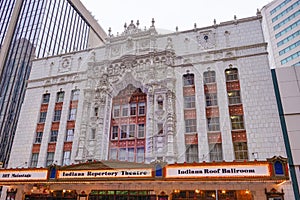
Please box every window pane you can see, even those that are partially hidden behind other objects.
[183,74,195,86]
[185,119,197,133]
[186,144,198,163]
[56,91,65,102]
[42,94,50,103]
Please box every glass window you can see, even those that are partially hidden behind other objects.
[71,89,80,101]
[56,91,64,102]
[207,117,220,132]
[227,91,241,105]
[122,104,128,117]
[39,111,47,123]
[185,119,197,133]
[157,123,163,135]
[203,71,216,84]
[121,125,127,139]
[225,68,238,81]
[183,74,195,86]
[230,115,244,130]
[119,148,126,161]
[128,148,134,162]
[30,153,39,167]
[138,124,145,138]
[136,147,144,163]
[109,149,117,160]
[35,132,43,143]
[94,107,99,117]
[42,93,50,104]
[62,151,71,166]
[138,102,145,115]
[111,126,118,140]
[46,152,54,166]
[66,129,74,142]
[129,124,135,138]
[130,103,136,115]
[113,105,120,118]
[68,108,77,120]
[158,99,163,110]
[184,96,195,108]
[233,142,248,160]
[50,130,58,142]
[186,144,199,163]
[53,110,62,121]
[209,143,223,161]
[91,128,96,140]
[205,93,218,107]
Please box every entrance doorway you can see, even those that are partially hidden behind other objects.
[88,190,156,200]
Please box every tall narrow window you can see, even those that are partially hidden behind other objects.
[56,91,65,102]
[122,104,128,117]
[184,96,195,108]
[68,108,77,120]
[185,119,197,133]
[50,130,58,142]
[230,115,244,130]
[138,102,145,115]
[130,103,136,115]
[233,142,248,160]
[109,149,117,160]
[138,124,145,138]
[186,144,198,163]
[157,123,163,135]
[46,152,54,166]
[183,74,195,86]
[227,91,241,105]
[53,110,62,121]
[121,125,127,139]
[39,112,47,123]
[207,117,220,132]
[113,105,120,118]
[111,126,118,140]
[94,107,99,117]
[129,124,135,138]
[91,128,96,140]
[35,132,43,143]
[42,93,50,104]
[71,89,80,101]
[209,143,223,161]
[136,147,145,163]
[65,129,74,142]
[225,68,238,81]
[30,153,39,167]
[128,148,134,162]
[205,93,218,107]
[62,151,71,166]
[203,71,216,84]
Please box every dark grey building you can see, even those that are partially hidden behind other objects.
[0,0,107,168]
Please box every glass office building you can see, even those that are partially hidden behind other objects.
[0,0,106,168]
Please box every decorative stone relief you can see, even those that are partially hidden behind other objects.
[59,56,72,73]
[197,30,216,49]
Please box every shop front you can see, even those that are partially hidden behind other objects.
[0,157,289,200]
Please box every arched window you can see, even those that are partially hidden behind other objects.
[203,71,216,84]
[225,68,239,81]
[183,73,195,86]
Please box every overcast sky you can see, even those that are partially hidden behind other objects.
[81,0,272,35]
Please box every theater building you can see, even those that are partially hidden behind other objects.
[1,13,296,199]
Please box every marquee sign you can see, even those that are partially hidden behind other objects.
[165,164,270,178]
[0,169,48,181]
[57,168,153,179]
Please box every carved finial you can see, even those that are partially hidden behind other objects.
[137,20,140,27]
[214,19,216,25]
[234,15,237,20]
[124,22,127,30]
[194,23,197,29]
[130,20,134,25]
[256,8,261,16]
[176,26,178,32]
[151,18,155,27]
[108,27,112,37]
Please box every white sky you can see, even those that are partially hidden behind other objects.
[81,0,272,35]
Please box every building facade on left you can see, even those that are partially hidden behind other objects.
[0,0,107,168]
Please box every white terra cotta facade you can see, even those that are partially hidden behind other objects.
[6,14,295,199]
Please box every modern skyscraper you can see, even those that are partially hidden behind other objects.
[261,0,300,68]
[0,0,107,167]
